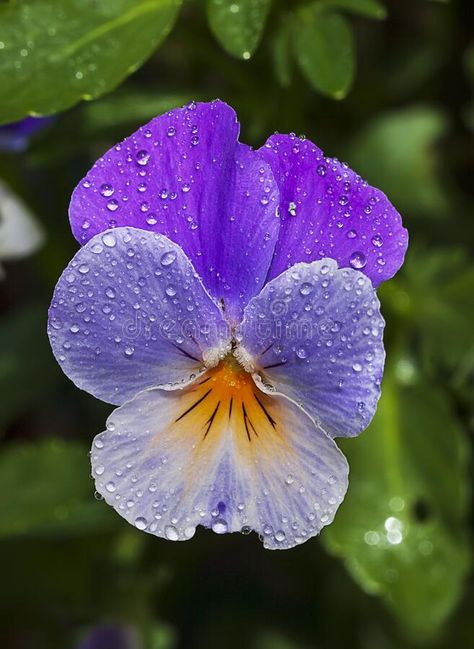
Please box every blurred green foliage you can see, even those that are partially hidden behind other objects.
[0,0,473,648]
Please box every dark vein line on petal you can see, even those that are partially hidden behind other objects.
[203,402,220,439]
[175,389,212,422]
[262,362,287,370]
[242,403,259,441]
[171,343,201,363]
[254,393,277,429]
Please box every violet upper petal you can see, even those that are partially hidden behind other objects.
[70,100,280,323]
[238,258,385,438]
[259,134,408,287]
[48,227,230,405]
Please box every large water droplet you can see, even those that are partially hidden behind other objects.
[136,150,150,166]
[349,251,367,269]
[212,519,228,534]
[135,516,147,530]
[102,232,116,247]
[100,183,114,197]
[371,234,383,247]
[161,250,177,267]
[165,525,179,541]
[296,347,307,359]
[300,282,313,296]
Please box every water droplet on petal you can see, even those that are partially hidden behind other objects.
[135,516,147,530]
[136,150,150,166]
[372,234,383,247]
[100,183,114,197]
[296,347,307,359]
[161,250,177,267]
[300,282,313,296]
[212,519,228,534]
[349,251,367,269]
[102,233,116,247]
[165,525,179,541]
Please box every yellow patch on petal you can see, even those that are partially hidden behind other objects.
[152,355,293,468]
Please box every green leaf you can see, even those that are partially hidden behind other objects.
[320,0,387,20]
[323,373,471,638]
[293,5,355,99]
[463,42,474,131]
[82,91,195,132]
[272,17,293,88]
[381,248,474,372]
[345,106,448,215]
[207,0,272,60]
[0,0,182,124]
[0,304,62,434]
[0,438,117,538]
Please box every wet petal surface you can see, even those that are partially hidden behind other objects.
[70,100,280,322]
[48,227,230,405]
[239,258,385,438]
[91,360,348,549]
[259,134,408,287]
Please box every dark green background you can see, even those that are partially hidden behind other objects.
[0,1,473,647]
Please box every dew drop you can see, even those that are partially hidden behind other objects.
[165,525,179,541]
[161,251,175,268]
[349,251,367,269]
[136,150,150,166]
[100,183,114,197]
[134,516,147,530]
[371,234,383,247]
[300,282,313,296]
[296,347,307,359]
[212,519,228,534]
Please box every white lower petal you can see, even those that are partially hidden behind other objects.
[92,360,348,549]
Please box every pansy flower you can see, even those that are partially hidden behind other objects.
[48,101,407,549]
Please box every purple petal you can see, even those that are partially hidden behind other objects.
[259,134,408,287]
[77,625,139,649]
[91,370,348,549]
[48,227,230,405]
[238,258,385,438]
[70,100,280,323]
